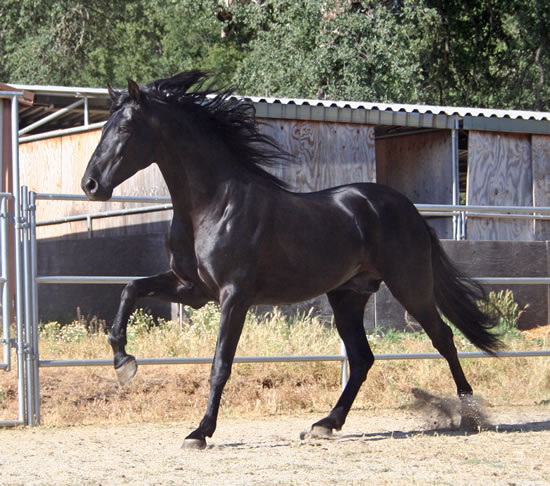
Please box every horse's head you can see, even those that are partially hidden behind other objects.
[82,79,156,201]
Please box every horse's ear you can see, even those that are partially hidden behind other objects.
[107,83,118,102]
[127,78,142,104]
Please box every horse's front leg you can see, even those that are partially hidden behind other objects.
[109,270,210,385]
[183,294,248,450]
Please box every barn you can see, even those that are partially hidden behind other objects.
[4,82,550,329]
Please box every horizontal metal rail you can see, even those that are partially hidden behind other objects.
[35,195,550,215]
[37,276,139,285]
[20,122,107,143]
[476,277,550,285]
[35,276,550,286]
[417,203,550,215]
[0,90,25,98]
[35,193,171,204]
[19,99,85,136]
[38,349,550,369]
[32,195,550,235]
[37,203,173,227]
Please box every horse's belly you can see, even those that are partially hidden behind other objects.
[252,256,378,305]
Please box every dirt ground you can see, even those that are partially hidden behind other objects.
[1,405,549,486]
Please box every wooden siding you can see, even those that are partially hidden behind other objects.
[259,119,376,191]
[375,130,453,238]
[466,131,533,240]
[21,121,376,239]
[533,135,550,240]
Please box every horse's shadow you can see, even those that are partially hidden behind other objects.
[339,419,550,443]
[213,419,550,450]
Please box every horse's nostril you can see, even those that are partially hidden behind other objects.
[85,177,99,194]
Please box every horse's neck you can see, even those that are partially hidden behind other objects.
[157,150,247,219]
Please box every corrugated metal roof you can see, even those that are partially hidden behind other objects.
[248,95,550,121]
[9,83,550,136]
[248,95,550,134]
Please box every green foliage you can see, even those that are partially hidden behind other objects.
[230,0,440,102]
[126,307,168,346]
[479,290,528,338]
[0,0,240,87]
[39,321,88,343]
[1,0,549,109]
[184,302,222,335]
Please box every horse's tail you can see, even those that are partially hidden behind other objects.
[428,226,503,355]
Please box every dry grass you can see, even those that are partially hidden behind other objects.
[1,304,549,426]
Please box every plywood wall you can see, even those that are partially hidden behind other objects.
[376,130,453,237]
[466,131,534,240]
[22,123,547,243]
[21,121,376,240]
[20,129,171,240]
[532,135,550,240]
[259,119,376,190]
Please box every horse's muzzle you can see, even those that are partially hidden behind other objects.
[81,176,112,201]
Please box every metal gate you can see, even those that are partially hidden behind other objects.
[0,90,40,426]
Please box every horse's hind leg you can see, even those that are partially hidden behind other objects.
[309,289,373,436]
[109,270,209,385]
[384,275,478,428]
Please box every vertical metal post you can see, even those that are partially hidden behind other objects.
[1,197,12,371]
[22,186,36,425]
[0,99,3,191]
[29,191,40,424]
[0,100,8,373]
[451,118,460,240]
[84,97,89,126]
[12,95,27,426]
[86,215,93,238]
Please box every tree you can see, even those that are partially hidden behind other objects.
[422,0,550,109]
[0,0,241,88]
[227,0,549,109]
[228,0,441,102]
[1,0,548,110]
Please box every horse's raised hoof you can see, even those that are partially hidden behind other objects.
[182,437,207,450]
[115,355,138,386]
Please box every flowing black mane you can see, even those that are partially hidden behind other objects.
[143,71,290,189]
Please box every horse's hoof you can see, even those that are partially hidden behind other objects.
[459,415,481,432]
[115,356,138,386]
[310,425,333,438]
[182,438,207,450]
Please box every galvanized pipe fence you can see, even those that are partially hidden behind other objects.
[2,191,547,427]
[1,115,550,425]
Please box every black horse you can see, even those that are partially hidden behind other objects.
[82,71,501,449]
